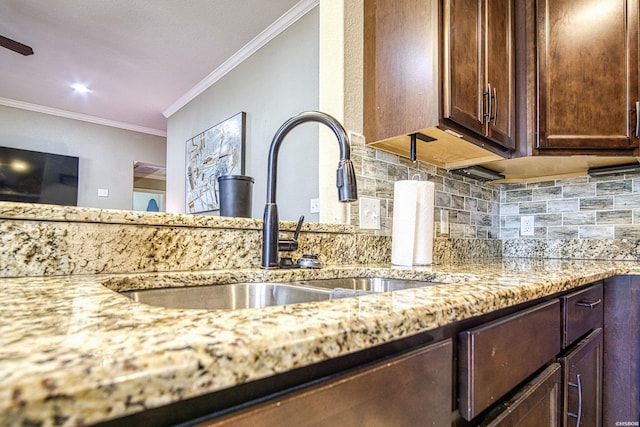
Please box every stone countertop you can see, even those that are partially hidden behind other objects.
[0,201,356,233]
[2,259,639,426]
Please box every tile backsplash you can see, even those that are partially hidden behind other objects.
[500,172,640,240]
[349,135,501,238]
[351,133,640,247]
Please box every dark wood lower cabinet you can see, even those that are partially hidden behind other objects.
[559,328,603,427]
[194,339,453,427]
[102,279,635,427]
[480,363,562,427]
[603,276,640,426]
[458,299,561,420]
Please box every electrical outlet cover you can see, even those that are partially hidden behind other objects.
[359,197,380,230]
[521,216,534,236]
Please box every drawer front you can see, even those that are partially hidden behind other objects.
[562,283,603,348]
[200,339,453,427]
[458,299,561,421]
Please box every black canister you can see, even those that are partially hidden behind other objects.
[217,175,254,218]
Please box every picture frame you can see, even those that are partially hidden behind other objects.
[185,112,246,213]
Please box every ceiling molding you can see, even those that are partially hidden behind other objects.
[0,97,167,137]
[162,0,319,119]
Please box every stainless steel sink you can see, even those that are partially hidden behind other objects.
[122,283,331,310]
[120,277,440,310]
[288,277,441,292]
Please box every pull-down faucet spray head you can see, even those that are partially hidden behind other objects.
[262,111,358,269]
[337,159,358,203]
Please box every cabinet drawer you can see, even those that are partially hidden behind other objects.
[198,339,453,427]
[562,283,603,348]
[458,299,561,421]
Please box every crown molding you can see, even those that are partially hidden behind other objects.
[162,0,319,119]
[0,97,167,137]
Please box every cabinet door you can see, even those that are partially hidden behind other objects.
[559,328,603,427]
[445,0,484,136]
[480,363,562,427]
[197,339,453,427]
[536,0,639,152]
[484,0,515,149]
[443,0,515,150]
[363,0,439,143]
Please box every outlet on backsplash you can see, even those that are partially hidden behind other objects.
[521,216,534,236]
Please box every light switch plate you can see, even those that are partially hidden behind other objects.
[440,210,450,235]
[359,197,380,230]
[310,198,320,214]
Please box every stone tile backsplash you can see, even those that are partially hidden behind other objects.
[500,172,640,240]
[351,131,640,256]
[350,136,501,239]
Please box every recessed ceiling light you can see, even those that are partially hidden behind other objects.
[70,83,91,94]
[10,159,30,172]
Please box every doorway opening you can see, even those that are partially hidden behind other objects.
[133,161,166,212]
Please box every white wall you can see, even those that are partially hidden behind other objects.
[0,105,166,209]
[166,7,320,222]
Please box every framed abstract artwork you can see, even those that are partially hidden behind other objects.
[185,112,246,213]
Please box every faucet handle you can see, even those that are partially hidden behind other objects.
[278,215,304,252]
[293,215,304,241]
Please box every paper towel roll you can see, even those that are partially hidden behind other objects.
[391,180,435,266]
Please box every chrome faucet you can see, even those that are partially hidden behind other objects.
[262,111,358,269]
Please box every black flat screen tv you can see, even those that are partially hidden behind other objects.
[0,146,79,206]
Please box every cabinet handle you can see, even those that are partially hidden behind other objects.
[635,101,640,137]
[483,83,492,124]
[568,374,583,426]
[576,299,601,309]
[491,87,497,126]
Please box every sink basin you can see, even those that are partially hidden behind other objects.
[119,277,440,310]
[122,283,331,310]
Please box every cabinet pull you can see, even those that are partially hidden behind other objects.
[491,87,497,126]
[568,374,583,426]
[635,101,640,137]
[576,299,601,309]
[482,83,492,124]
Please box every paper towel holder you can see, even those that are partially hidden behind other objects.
[409,132,437,162]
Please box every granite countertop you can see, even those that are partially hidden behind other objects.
[2,259,639,426]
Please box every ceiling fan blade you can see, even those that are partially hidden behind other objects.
[0,35,34,56]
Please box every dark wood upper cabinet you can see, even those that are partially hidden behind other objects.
[363,0,439,144]
[536,0,640,154]
[442,0,516,151]
[363,0,506,168]
[363,0,640,179]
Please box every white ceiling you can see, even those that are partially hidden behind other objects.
[0,0,310,136]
